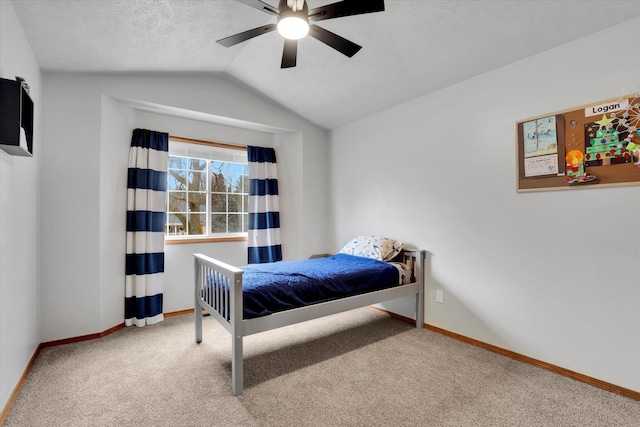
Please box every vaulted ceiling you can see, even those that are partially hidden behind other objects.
[10,0,640,129]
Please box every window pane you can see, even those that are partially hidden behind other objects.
[188,192,206,213]
[187,213,206,235]
[227,163,243,174]
[242,213,248,232]
[211,172,226,193]
[189,158,207,170]
[228,214,243,233]
[188,171,207,191]
[211,161,225,172]
[168,191,187,212]
[243,194,248,212]
[166,213,186,236]
[211,214,227,233]
[168,170,186,190]
[210,193,226,213]
[228,194,243,213]
[228,174,243,193]
[240,175,249,193]
[168,156,188,170]
[211,161,227,190]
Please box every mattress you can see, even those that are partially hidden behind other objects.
[208,253,402,319]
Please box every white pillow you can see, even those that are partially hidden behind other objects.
[338,236,403,261]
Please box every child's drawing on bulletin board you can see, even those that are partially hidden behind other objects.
[521,115,562,178]
[523,116,558,158]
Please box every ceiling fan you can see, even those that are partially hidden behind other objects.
[217,0,385,68]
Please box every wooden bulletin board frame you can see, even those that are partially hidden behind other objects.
[516,93,640,192]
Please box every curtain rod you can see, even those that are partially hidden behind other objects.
[169,135,247,151]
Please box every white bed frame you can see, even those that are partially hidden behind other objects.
[194,249,425,395]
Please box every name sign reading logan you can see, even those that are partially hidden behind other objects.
[584,99,629,117]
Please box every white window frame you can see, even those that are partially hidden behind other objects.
[165,136,248,244]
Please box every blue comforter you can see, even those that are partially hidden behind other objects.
[214,253,399,319]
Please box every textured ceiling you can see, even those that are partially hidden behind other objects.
[10,0,640,130]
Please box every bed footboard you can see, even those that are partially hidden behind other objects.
[193,253,244,395]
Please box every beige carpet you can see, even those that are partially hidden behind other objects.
[4,308,640,426]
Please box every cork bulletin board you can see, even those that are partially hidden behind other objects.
[516,93,640,192]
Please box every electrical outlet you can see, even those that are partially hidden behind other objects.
[436,289,444,304]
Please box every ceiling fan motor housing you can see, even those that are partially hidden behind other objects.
[277,0,309,40]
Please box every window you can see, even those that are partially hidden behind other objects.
[165,137,248,243]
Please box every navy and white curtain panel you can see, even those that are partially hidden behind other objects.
[125,128,168,327]
[247,146,282,264]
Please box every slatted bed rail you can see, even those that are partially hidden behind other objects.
[194,254,243,336]
[194,249,425,395]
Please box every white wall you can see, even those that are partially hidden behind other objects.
[329,18,640,392]
[39,72,329,342]
[0,0,41,411]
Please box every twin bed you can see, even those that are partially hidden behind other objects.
[194,237,425,395]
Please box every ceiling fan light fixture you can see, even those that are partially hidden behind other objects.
[218,0,386,68]
[277,12,309,40]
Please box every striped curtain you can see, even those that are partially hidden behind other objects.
[247,146,282,264]
[125,129,168,327]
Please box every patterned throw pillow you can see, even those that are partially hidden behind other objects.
[338,236,403,261]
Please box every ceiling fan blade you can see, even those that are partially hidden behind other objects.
[281,39,298,68]
[235,0,279,16]
[308,0,384,22]
[216,24,277,47]
[308,25,362,57]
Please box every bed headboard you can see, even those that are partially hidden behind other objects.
[395,249,425,284]
[311,249,425,283]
